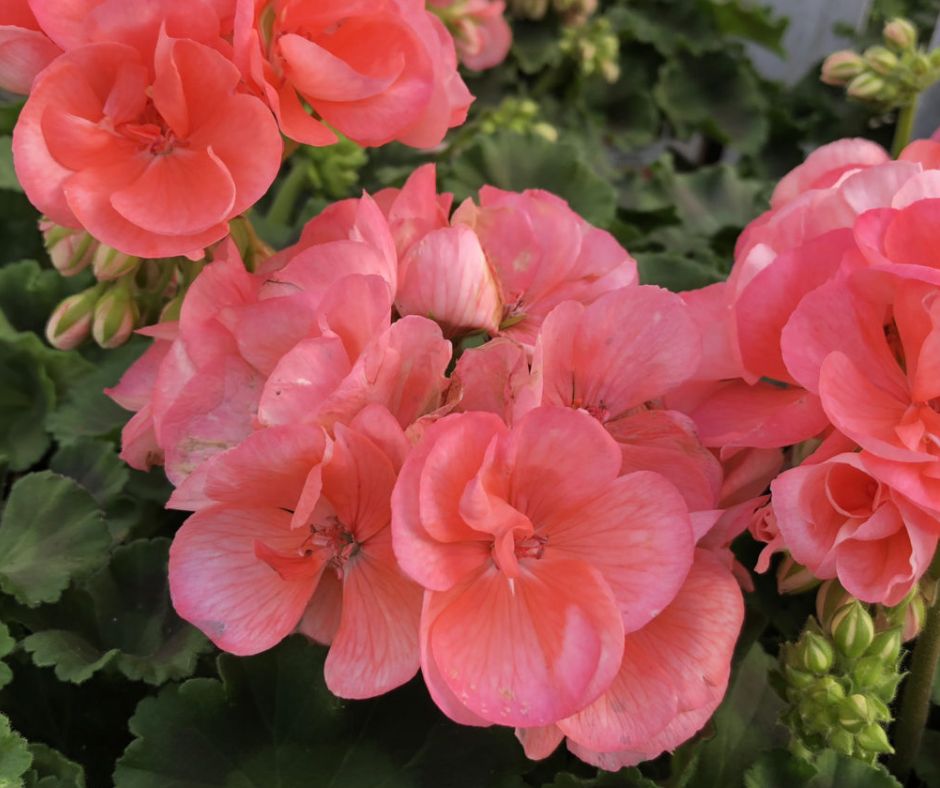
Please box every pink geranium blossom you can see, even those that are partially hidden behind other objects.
[429,0,512,71]
[0,0,61,94]
[391,406,695,726]
[771,452,939,605]
[170,409,422,698]
[234,0,472,147]
[13,14,281,257]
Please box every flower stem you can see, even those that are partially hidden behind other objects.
[889,573,940,781]
[891,100,918,158]
[266,160,308,229]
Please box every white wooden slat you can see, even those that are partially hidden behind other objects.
[912,14,940,139]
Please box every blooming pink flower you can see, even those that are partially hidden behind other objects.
[782,267,940,513]
[771,452,940,605]
[0,0,61,94]
[391,406,695,726]
[234,0,473,147]
[516,548,744,768]
[372,163,454,257]
[429,0,512,71]
[169,409,423,698]
[454,187,638,346]
[13,19,282,257]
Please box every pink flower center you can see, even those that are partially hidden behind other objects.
[302,516,359,578]
[117,102,184,156]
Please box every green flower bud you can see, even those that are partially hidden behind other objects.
[821,50,867,85]
[837,693,873,733]
[902,593,926,640]
[45,285,104,350]
[798,632,835,674]
[777,556,820,594]
[847,72,887,100]
[831,728,855,756]
[832,601,875,660]
[856,722,893,754]
[865,628,902,664]
[864,46,899,75]
[159,293,184,323]
[883,17,918,51]
[92,244,140,281]
[852,655,888,690]
[40,220,98,277]
[92,281,138,349]
[817,580,853,631]
[809,675,846,704]
[784,664,816,690]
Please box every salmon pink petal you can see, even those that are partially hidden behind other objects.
[681,282,746,382]
[393,413,503,590]
[506,407,623,521]
[546,471,694,633]
[324,531,422,699]
[607,409,722,512]
[27,0,99,49]
[537,287,700,418]
[428,559,625,726]
[111,147,236,236]
[819,353,929,462]
[322,424,397,545]
[516,726,564,760]
[559,550,743,753]
[105,339,171,411]
[348,404,411,471]
[884,199,940,268]
[257,336,352,428]
[277,33,400,101]
[298,569,343,645]
[202,424,329,510]
[273,83,338,147]
[0,27,61,94]
[117,405,162,471]
[396,225,502,336]
[169,507,320,655]
[452,338,535,423]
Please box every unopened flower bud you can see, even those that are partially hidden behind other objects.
[832,601,875,660]
[45,285,103,349]
[864,45,899,75]
[784,665,816,690]
[810,675,846,704]
[847,72,888,100]
[856,722,893,754]
[817,580,853,631]
[159,293,184,323]
[852,656,888,690]
[777,556,820,594]
[884,17,917,51]
[902,592,926,640]
[831,729,855,756]
[866,628,902,664]
[821,50,866,85]
[798,632,835,675]
[837,693,873,732]
[92,245,140,281]
[41,220,98,276]
[92,282,138,349]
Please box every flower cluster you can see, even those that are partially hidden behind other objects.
[8,0,475,259]
[681,136,940,606]
[108,166,757,768]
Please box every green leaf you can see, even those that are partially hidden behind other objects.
[445,131,617,226]
[49,439,129,507]
[608,2,714,57]
[0,472,111,606]
[0,136,21,192]
[544,769,659,787]
[679,644,787,788]
[635,252,724,291]
[804,751,901,788]
[0,261,87,336]
[0,713,33,787]
[708,0,788,55]
[0,622,14,691]
[0,191,43,266]
[744,750,816,788]
[46,339,144,443]
[511,20,563,74]
[21,539,208,685]
[0,338,55,471]
[23,744,86,788]
[655,49,769,154]
[668,165,768,237]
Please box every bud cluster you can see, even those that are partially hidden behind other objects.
[507,0,597,27]
[778,589,905,765]
[820,17,940,109]
[478,97,559,141]
[298,137,368,201]
[559,16,620,83]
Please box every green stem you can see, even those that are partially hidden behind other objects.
[891,100,918,158]
[266,161,308,228]
[889,575,940,781]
